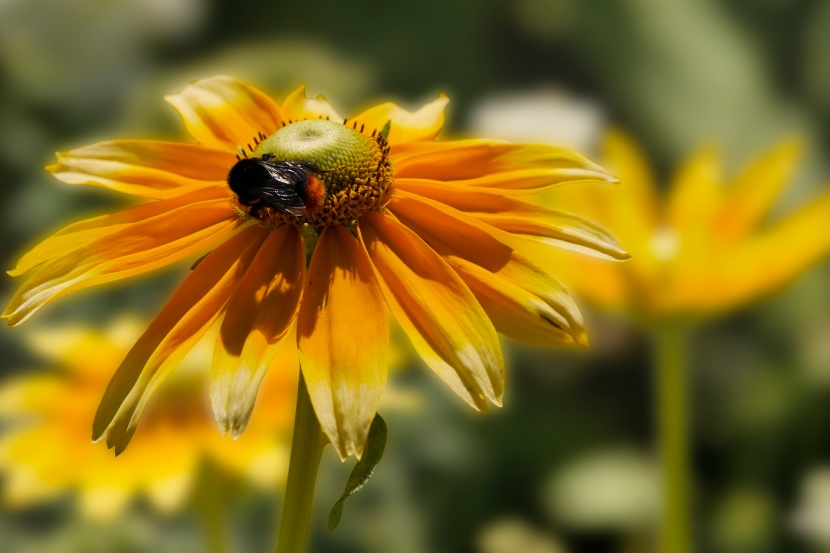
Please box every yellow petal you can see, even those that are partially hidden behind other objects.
[666,144,722,232]
[393,139,615,184]
[544,132,663,308]
[279,84,343,122]
[165,76,283,151]
[453,249,587,346]
[92,225,268,454]
[297,225,388,460]
[671,191,830,315]
[430,168,607,194]
[4,198,241,326]
[389,190,587,346]
[8,186,230,277]
[361,210,503,411]
[211,225,304,438]
[522,246,633,313]
[397,179,628,260]
[714,139,803,246]
[349,94,449,144]
[601,130,660,227]
[46,141,234,199]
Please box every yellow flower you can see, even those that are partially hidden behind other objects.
[541,131,830,320]
[0,318,295,519]
[3,76,626,460]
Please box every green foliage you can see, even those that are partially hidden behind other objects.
[327,414,387,531]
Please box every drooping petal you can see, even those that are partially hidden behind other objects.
[360,210,503,411]
[3,197,242,326]
[280,84,343,122]
[46,141,235,199]
[393,139,615,184]
[389,190,587,345]
[714,139,803,245]
[211,225,304,439]
[397,179,628,260]
[448,256,579,346]
[546,132,663,306]
[165,76,283,151]
[8,186,231,277]
[92,226,268,454]
[671,192,830,315]
[297,225,388,460]
[349,94,449,144]
[430,169,606,194]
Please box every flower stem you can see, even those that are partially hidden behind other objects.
[654,323,691,553]
[275,372,327,553]
[194,461,232,553]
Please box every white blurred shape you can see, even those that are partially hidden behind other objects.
[792,467,830,544]
[468,89,604,153]
[543,448,660,531]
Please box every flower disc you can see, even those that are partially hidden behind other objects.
[251,120,393,228]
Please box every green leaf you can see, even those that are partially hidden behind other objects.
[379,120,391,141]
[327,414,387,531]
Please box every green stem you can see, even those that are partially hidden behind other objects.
[654,324,691,553]
[194,461,232,553]
[275,372,327,553]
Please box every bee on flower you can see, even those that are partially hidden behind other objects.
[3,76,627,462]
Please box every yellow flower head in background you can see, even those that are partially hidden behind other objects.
[546,131,830,321]
[0,318,295,519]
[3,76,627,460]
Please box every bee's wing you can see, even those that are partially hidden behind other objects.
[250,181,307,216]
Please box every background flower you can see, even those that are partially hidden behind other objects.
[0,317,295,520]
[541,131,830,321]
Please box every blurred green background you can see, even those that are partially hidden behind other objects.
[1,0,830,552]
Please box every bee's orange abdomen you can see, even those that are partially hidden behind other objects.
[304,175,325,212]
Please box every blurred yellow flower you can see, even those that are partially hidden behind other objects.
[542,131,830,320]
[0,318,296,519]
[3,76,626,460]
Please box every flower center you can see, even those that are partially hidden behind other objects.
[233,119,392,228]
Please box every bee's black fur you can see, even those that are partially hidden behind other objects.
[227,158,318,218]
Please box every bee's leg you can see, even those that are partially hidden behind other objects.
[248,203,264,219]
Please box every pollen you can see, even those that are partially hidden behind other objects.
[243,119,393,229]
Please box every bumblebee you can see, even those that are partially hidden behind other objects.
[227,155,324,220]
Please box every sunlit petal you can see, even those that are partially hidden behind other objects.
[8,186,231,278]
[211,225,304,439]
[46,140,234,199]
[350,94,449,144]
[361,210,503,410]
[297,225,388,460]
[280,84,343,122]
[4,199,242,326]
[397,179,628,260]
[165,76,283,151]
[393,139,615,184]
[390,190,587,345]
[92,226,268,454]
